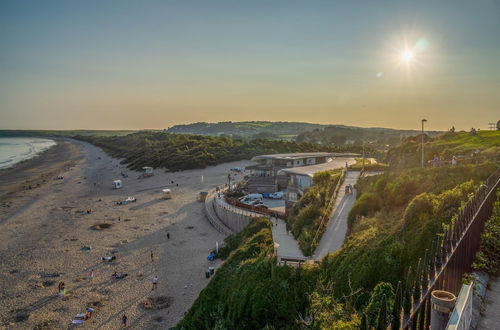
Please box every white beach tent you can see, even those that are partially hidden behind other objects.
[113,180,123,189]
[162,188,172,200]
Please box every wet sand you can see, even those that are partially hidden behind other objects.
[0,138,249,329]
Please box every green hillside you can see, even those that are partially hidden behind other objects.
[385,130,500,169]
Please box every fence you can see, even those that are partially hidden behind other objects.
[397,169,500,329]
[224,198,286,219]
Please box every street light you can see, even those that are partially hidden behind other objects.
[421,119,427,168]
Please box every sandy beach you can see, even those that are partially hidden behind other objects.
[0,138,250,329]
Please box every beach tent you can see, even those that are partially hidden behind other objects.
[142,167,154,177]
[113,180,123,189]
[162,188,172,200]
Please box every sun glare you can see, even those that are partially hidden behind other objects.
[401,50,414,63]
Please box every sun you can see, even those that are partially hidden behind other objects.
[401,50,414,63]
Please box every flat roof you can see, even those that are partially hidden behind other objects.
[278,157,357,177]
[251,152,334,161]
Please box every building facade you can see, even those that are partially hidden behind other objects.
[245,153,334,194]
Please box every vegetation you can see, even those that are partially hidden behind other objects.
[348,158,388,172]
[328,163,497,305]
[76,131,358,171]
[287,170,342,256]
[166,121,326,140]
[385,130,500,169]
[178,218,317,330]
[295,125,439,147]
[473,191,500,276]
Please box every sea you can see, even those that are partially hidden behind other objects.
[0,137,57,170]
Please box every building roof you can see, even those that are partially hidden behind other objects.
[251,152,335,161]
[278,157,357,177]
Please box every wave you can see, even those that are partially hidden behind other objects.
[0,138,56,170]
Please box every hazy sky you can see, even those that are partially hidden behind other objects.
[1,0,499,130]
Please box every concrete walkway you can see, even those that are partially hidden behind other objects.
[313,171,361,260]
[271,217,306,261]
[478,279,500,330]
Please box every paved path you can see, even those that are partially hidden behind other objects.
[217,197,306,260]
[313,171,361,260]
[271,217,306,261]
[478,278,500,330]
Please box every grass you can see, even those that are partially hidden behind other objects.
[385,130,500,169]
[348,158,388,171]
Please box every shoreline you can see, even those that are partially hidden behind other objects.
[0,138,249,329]
[0,137,57,171]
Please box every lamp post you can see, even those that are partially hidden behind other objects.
[421,119,427,168]
[362,139,366,171]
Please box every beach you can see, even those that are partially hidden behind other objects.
[0,138,250,329]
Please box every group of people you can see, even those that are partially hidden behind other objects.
[432,154,458,168]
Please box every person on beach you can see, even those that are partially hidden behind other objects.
[90,269,94,282]
[150,250,154,262]
[167,232,170,239]
[122,314,127,328]
[152,275,158,290]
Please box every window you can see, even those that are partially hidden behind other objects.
[288,192,297,202]
[307,158,316,165]
[296,175,312,189]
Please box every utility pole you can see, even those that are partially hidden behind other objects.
[362,139,366,171]
[421,119,427,168]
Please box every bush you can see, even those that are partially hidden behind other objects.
[473,191,500,276]
[288,171,341,256]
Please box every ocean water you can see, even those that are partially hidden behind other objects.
[0,137,57,170]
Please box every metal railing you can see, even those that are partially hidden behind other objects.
[224,198,286,219]
[399,169,500,329]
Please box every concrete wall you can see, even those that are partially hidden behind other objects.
[214,197,253,233]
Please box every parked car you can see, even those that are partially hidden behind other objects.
[269,191,284,199]
[240,194,263,204]
[230,167,243,172]
[249,201,268,209]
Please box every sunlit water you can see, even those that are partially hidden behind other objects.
[0,137,56,170]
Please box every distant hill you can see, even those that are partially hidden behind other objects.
[165,121,440,145]
[165,121,326,139]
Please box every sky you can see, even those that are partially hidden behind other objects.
[1,0,499,131]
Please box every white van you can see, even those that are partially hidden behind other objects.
[240,193,263,204]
